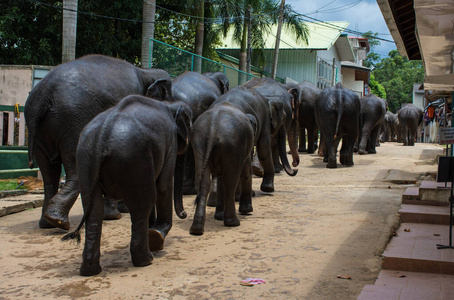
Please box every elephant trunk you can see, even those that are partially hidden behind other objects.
[287,120,300,167]
[173,154,187,219]
[278,126,298,176]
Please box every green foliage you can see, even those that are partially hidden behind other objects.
[372,50,424,113]
[0,0,144,65]
[369,74,386,99]
[362,31,380,68]
[0,180,26,191]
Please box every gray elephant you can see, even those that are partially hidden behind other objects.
[210,85,297,193]
[380,111,399,142]
[62,96,192,276]
[293,82,321,154]
[189,103,256,235]
[202,72,230,94]
[171,71,229,195]
[398,104,423,146]
[315,83,360,168]
[24,55,172,230]
[357,94,387,154]
[244,78,300,174]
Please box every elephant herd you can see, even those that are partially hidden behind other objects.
[24,55,422,276]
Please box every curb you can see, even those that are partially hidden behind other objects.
[0,193,44,217]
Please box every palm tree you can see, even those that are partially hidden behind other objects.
[217,0,309,84]
[62,0,78,63]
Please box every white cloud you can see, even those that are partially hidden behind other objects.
[287,0,397,56]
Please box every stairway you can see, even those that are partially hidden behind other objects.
[358,179,454,299]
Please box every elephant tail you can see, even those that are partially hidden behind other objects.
[194,132,215,206]
[24,88,53,169]
[333,92,343,140]
[62,115,113,243]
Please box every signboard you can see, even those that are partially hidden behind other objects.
[440,127,454,145]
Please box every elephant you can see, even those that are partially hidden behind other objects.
[209,85,297,193]
[202,72,230,94]
[62,95,192,276]
[171,71,229,195]
[357,94,387,154]
[315,83,360,168]
[189,103,256,235]
[398,104,423,146]
[292,82,321,154]
[24,54,172,230]
[380,111,399,142]
[243,78,300,174]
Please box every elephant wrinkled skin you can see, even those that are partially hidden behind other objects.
[210,85,296,193]
[315,83,360,168]
[357,94,387,155]
[24,55,172,230]
[189,103,256,235]
[398,104,423,146]
[64,96,192,276]
[171,72,229,196]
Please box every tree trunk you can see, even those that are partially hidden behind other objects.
[193,1,204,73]
[246,5,252,75]
[271,0,285,79]
[141,0,156,69]
[62,0,78,63]
[238,16,248,85]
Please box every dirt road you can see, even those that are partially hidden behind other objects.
[0,142,444,299]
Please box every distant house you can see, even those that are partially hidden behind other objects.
[216,21,356,89]
[340,36,371,97]
[0,65,51,146]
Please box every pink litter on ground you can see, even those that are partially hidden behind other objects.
[241,278,266,285]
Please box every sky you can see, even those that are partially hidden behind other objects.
[286,0,397,57]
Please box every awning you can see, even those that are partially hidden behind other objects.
[377,0,454,92]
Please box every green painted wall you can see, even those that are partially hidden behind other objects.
[0,146,36,179]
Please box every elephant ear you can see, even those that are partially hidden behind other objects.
[220,77,230,94]
[246,114,258,138]
[146,78,174,101]
[173,105,193,155]
[269,100,286,134]
[288,88,300,120]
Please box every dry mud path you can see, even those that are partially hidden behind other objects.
[0,142,444,299]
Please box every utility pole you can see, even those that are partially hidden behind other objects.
[62,0,78,63]
[141,0,156,69]
[271,0,285,80]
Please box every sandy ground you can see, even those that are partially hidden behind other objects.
[0,142,444,300]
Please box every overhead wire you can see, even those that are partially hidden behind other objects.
[27,0,394,43]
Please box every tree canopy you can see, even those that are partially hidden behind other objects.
[372,50,424,112]
[0,0,144,65]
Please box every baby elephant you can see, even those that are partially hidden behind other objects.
[190,103,257,235]
[63,95,192,276]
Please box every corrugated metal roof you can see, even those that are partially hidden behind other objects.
[218,21,350,50]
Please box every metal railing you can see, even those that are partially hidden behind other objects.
[149,39,260,87]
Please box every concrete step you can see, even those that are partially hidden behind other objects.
[357,270,454,299]
[402,186,420,201]
[382,223,454,275]
[399,204,451,225]
[419,180,451,204]
[0,194,43,217]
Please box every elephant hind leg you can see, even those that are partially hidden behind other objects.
[239,157,253,215]
[80,186,104,276]
[215,162,242,227]
[33,147,61,229]
[44,152,80,230]
[190,166,212,236]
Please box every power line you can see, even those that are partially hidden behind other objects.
[27,0,394,44]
